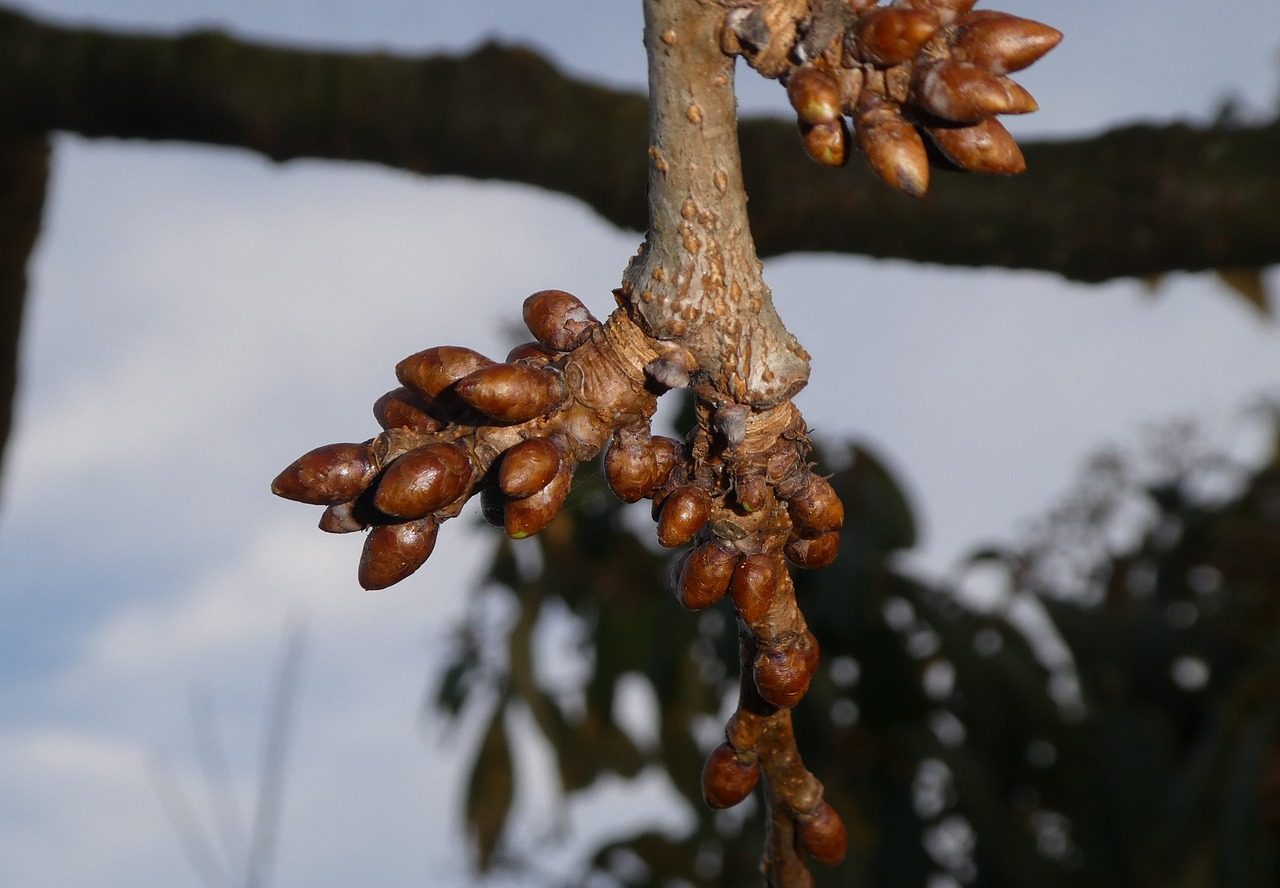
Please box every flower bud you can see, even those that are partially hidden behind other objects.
[499,437,563,498]
[454,362,566,424]
[733,473,769,513]
[785,531,840,569]
[604,434,657,503]
[951,11,1062,74]
[853,6,938,67]
[358,517,438,590]
[522,289,599,352]
[914,60,1038,123]
[396,346,495,400]
[855,94,929,197]
[754,630,820,708]
[701,742,760,809]
[786,65,842,125]
[479,482,506,528]
[800,119,850,168]
[926,117,1025,174]
[372,386,443,435]
[677,541,739,610]
[318,500,365,534]
[505,460,574,539]
[788,474,845,536]
[799,802,848,865]
[272,442,377,505]
[505,341,558,365]
[730,553,779,625]
[657,485,713,548]
[373,442,472,519]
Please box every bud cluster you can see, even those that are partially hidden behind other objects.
[723,0,1061,195]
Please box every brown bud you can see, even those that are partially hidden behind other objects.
[657,485,712,548]
[799,802,848,865]
[358,517,438,590]
[855,94,929,197]
[730,553,779,626]
[505,460,574,539]
[373,442,472,519]
[677,541,739,610]
[396,346,494,399]
[453,363,566,424]
[604,434,658,503]
[734,473,769,513]
[505,340,558,365]
[785,531,841,569]
[926,117,1025,174]
[522,289,599,352]
[854,6,938,66]
[272,442,377,505]
[800,119,850,168]
[499,437,563,498]
[788,474,845,536]
[701,742,760,809]
[318,500,364,534]
[650,436,681,490]
[951,11,1063,74]
[786,65,842,125]
[479,483,506,528]
[914,60,1038,124]
[754,630,820,708]
[372,387,443,435]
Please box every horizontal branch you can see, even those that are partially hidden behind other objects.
[1,6,1277,283]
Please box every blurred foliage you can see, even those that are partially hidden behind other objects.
[432,412,1280,888]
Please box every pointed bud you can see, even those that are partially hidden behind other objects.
[373,442,472,519]
[787,65,842,125]
[785,531,841,569]
[522,289,599,352]
[951,11,1062,74]
[800,119,850,168]
[505,460,574,539]
[676,541,739,610]
[788,473,845,536]
[499,437,563,498]
[730,553,779,626]
[855,94,929,197]
[657,485,712,548]
[926,117,1025,174]
[453,363,566,424]
[272,442,377,505]
[701,743,760,809]
[799,802,848,864]
[853,6,938,66]
[396,346,494,400]
[753,630,820,708]
[914,60,1038,123]
[358,517,438,590]
[373,387,443,435]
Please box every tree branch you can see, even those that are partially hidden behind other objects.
[1,5,1275,283]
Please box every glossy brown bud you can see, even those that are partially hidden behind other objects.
[272,442,377,505]
[657,485,712,548]
[701,742,760,809]
[734,473,769,513]
[787,65,842,125]
[788,474,845,536]
[785,531,841,569]
[604,434,657,503]
[499,437,563,498]
[505,460,574,539]
[730,553,779,626]
[505,340,558,365]
[754,630,820,708]
[318,500,364,534]
[677,541,739,610]
[854,6,938,66]
[396,346,494,399]
[373,442,472,519]
[951,11,1063,74]
[479,483,506,528]
[522,289,599,352]
[453,363,566,424]
[914,61,1038,124]
[372,387,443,435]
[358,517,438,590]
[855,95,929,197]
[926,117,1025,174]
[650,437,681,490]
[799,802,848,865]
[800,119,850,168]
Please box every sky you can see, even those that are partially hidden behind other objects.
[0,1,1278,886]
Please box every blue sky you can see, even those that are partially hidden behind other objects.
[1,1,1278,886]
